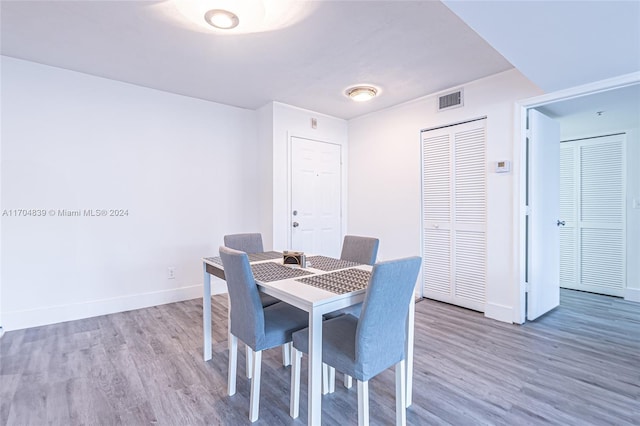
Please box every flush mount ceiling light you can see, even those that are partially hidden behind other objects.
[204,9,239,29]
[163,1,317,35]
[346,86,378,102]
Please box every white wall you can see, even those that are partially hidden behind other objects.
[348,69,542,323]
[271,102,348,252]
[0,57,260,330]
[256,103,275,250]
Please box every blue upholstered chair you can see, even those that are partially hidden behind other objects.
[324,235,380,391]
[290,256,421,426]
[325,236,379,322]
[340,235,380,265]
[219,246,309,422]
[223,233,264,254]
[224,233,280,308]
[224,233,284,372]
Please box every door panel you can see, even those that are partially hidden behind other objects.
[291,137,341,257]
[559,144,577,289]
[422,119,486,312]
[527,110,560,321]
[559,135,626,296]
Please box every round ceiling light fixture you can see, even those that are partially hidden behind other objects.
[204,9,240,29]
[346,85,378,102]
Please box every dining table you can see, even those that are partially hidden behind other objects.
[201,252,416,425]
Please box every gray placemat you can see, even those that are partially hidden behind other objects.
[306,255,361,271]
[251,262,313,282]
[248,251,283,262]
[205,251,282,266]
[204,256,223,266]
[296,268,371,294]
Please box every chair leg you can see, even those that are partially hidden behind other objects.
[228,334,238,396]
[328,366,336,393]
[395,360,406,426]
[357,380,369,426]
[322,363,329,395]
[249,349,262,422]
[283,342,292,366]
[246,345,253,378]
[344,374,353,389]
[290,347,302,419]
[227,294,232,344]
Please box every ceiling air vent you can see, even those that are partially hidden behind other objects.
[438,89,463,111]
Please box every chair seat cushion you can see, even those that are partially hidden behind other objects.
[258,302,309,351]
[293,315,371,380]
[323,302,362,320]
[259,293,280,308]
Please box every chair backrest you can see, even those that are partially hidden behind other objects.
[355,256,421,380]
[219,246,265,349]
[340,235,379,265]
[224,233,264,254]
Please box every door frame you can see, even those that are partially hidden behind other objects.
[287,135,344,254]
[513,71,640,324]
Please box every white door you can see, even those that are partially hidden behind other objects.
[422,119,487,312]
[527,109,561,321]
[290,137,342,257]
[560,134,626,296]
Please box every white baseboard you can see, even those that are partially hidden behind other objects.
[625,287,640,303]
[2,282,226,332]
[484,302,514,324]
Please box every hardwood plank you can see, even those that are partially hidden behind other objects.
[1,289,638,425]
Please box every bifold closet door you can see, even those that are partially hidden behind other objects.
[422,119,486,312]
[559,134,626,297]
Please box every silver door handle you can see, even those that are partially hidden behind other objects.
[557,220,566,226]
[292,222,299,228]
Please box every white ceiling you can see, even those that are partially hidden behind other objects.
[538,84,640,140]
[443,0,640,93]
[0,0,513,119]
[2,1,638,121]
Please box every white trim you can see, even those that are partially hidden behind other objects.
[485,302,513,324]
[625,288,640,303]
[513,72,640,323]
[1,283,210,331]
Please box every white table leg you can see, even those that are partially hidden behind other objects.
[308,309,323,426]
[406,298,415,407]
[203,264,212,361]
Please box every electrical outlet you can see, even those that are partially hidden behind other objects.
[168,267,176,279]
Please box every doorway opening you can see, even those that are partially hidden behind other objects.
[515,73,640,324]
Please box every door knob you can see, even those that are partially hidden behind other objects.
[557,220,566,226]
[292,222,299,228]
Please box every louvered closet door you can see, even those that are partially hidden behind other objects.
[422,119,486,312]
[559,134,626,297]
[559,143,577,289]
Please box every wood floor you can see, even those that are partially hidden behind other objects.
[1,289,638,425]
